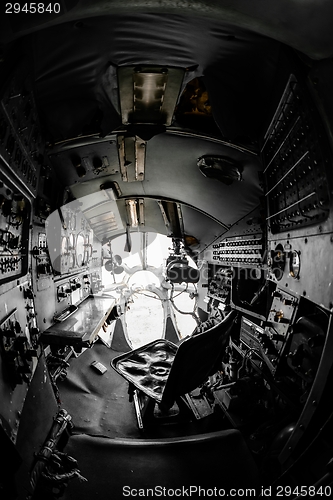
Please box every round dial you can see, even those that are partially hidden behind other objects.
[76,233,85,266]
[271,244,285,281]
[61,236,68,255]
[289,250,301,279]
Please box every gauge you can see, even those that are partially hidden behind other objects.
[61,236,68,255]
[68,213,76,231]
[84,236,93,264]
[271,244,285,281]
[76,233,85,266]
[69,252,76,269]
[289,250,300,279]
[64,209,76,231]
[68,233,75,250]
[105,259,113,272]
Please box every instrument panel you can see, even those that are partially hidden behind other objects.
[262,74,332,234]
[0,61,43,197]
[238,287,298,375]
[213,236,264,266]
[0,171,30,284]
[46,204,95,276]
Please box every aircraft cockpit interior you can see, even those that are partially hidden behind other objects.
[1,2,333,499]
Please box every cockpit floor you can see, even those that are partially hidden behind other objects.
[57,341,228,440]
[57,341,139,438]
[55,343,262,499]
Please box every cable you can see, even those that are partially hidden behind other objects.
[172,283,188,298]
[237,347,263,378]
[169,283,201,326]
[137,291,163,301]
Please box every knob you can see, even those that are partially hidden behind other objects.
[273,309,284,320]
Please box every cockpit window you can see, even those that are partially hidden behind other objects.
[102,232,171,287]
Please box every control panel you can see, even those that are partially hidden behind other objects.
[0,280,39,389]
[90,271,104,294]
[240,319,284,375]
[205,266,231,313]
[268,235,333,310]
[268,288,298,327]
[48,141,120,187]
[0,173,30,284]
[239,318,276,373]
[31,232,53,277]
[262,74,332,234]
[55,273,95,305]
[0,61,45,197]
[46,203,94,276]
[212,236,264,267]
[235,287,297,374]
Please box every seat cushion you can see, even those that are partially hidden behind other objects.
[111,339,178,402]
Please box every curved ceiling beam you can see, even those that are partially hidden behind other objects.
[1,1,333,59]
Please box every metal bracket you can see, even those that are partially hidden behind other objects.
[117,135,146,182]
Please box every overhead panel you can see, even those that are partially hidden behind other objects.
[118,66,185,126]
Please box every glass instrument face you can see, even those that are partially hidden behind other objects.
[76,233,85,266]
[61,236,68,255]
[289,250,301,279]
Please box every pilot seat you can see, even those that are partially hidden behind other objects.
[111,310,238,428]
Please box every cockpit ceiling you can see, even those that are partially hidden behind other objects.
[9,12,283,143]
[3,5,330,245]
[66,133,262,229]
[1,1,333,60]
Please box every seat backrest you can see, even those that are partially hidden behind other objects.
[161,310,238,409]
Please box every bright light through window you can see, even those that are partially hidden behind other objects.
[127,270,161,289]
[102,232,172,285]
